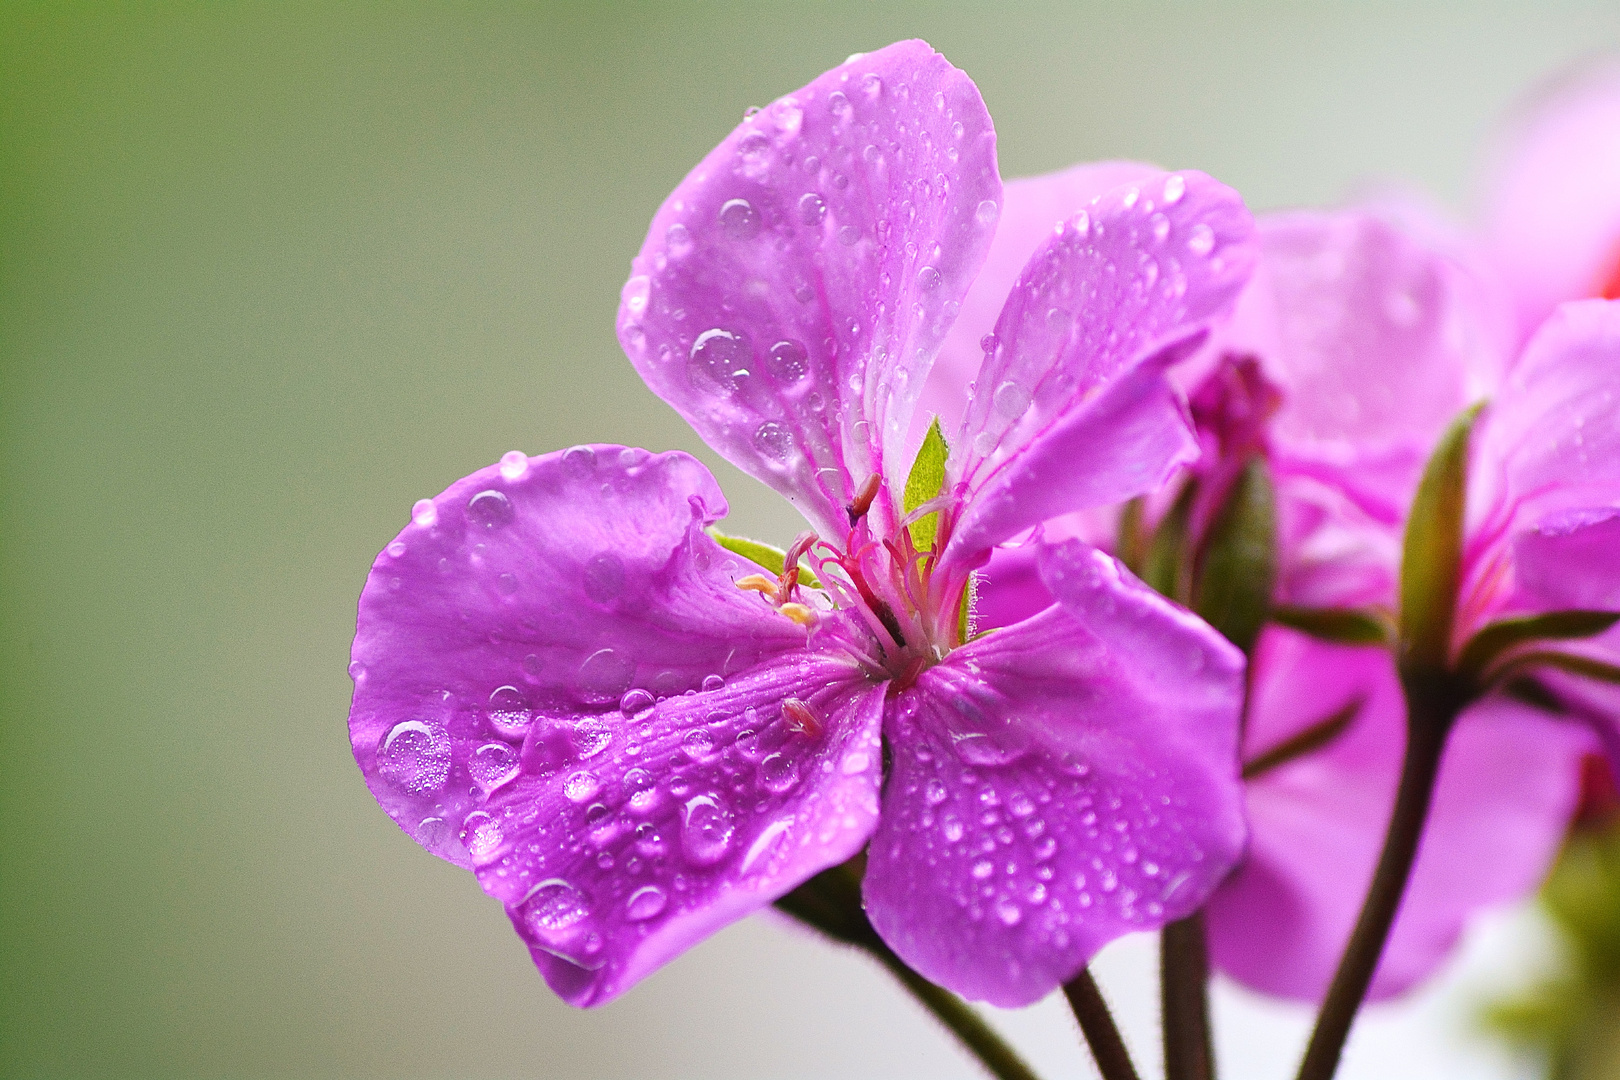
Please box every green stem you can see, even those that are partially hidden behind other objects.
[1161,914,1215,1080]
[775,862,1041,1080]
[870,945,1041,1080]
[1063,969,1142,1080]
[1294,693,1456,1080]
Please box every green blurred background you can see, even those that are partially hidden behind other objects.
[5,3,1619,1078]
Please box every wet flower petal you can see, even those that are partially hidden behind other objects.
[616,40,1000,536]
[348,446,808,868]
[944,171,1257,563]
[486,658,884,1006]
[863,541,1245,1006]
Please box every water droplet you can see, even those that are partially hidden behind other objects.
[666,222,693,257]
[582,553,626,604]
[995,899,1022,926]
[737,131,769,160]
[499,450,529,481]
[467,489,514,530]
[719,198,761,241]
[411,499,438,527]
[972,859,994,879]
[841,750,871,775]
[915,265,942,291]
[759,752,799,793]
[470,741,519,790]
[700,674,725,693]
[768,339,809,382]
[1121,187,1139,209]
[943,817,965,842]
[521,653,543,678]
[753,421,793,461]
[993,381,1032,419]
[797,192,826,226]
[377,720,452,795]
[460,810,504,860]
[520,879,590,939]
[1187,223,1215,257]
[976,199,1000,227]
[689,328,751,393]
[572,719,612,759]
[836,225,862,247]
[348,660,367,682]
[1162,174,1186,205]
[563,770,601,802]
[626,885,668,921]
[562,445,596,473]
[681,794,734,865]
[828,91,852,120]
[577,648,634,703]
[1150,213,1171,243]
[619,688,654,718]
[860,73,882,100]
[497,572,519,595]
[682,728,718,761]
[924,779,947,806]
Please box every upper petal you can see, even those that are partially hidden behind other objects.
[862,541,1246,1006]
[943,171,1257,563]
[914,160,1163,448]
[1220,210,1508,460]
[617,40,1000,537]
[348,445,808,868]
[1483,59,1620,333]
[1471,299,1620,541]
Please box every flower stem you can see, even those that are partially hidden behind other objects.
[775,861,1041,1080]
[869,945,1042,1080]
[1294,696,1455,1080]
[1161,914,1215,1080]
[1063,969,1141,1080]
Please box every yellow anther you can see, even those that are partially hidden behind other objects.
[735,573,780,599]
[778,602,816,626]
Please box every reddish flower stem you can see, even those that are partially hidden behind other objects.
[1063,970,1141,1080]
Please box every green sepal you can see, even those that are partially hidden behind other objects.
[1496,650,1620,688]
[1270,605,1394,647]
[904,417,949,554]
[957,571,978,643]
[1457,610,1620,682]
[1142,480,1197,603]
[1398,403,1482,677]
[1191,457,1278,655]
[706,528,819,587]
[1115,497,1150,577]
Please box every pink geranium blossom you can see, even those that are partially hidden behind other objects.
[347,41,1258,1008]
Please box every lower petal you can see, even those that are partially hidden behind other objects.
[862,541,1246,1006]
[1207,627,1590,1001]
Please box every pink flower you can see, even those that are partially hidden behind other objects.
[927,169,1604,1001]
[347,41,1258,1008]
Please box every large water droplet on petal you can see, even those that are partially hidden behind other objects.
[758,752,799,793]
[467,489,514,530]
[681,794,735,866]
[564,770,602,803]
[577,648,634,704]
[1162,174,1186,205]
[768,339,808,381]
[411,499,438,528]
[572,718,613,759]
[718,198,761,241]
[469,741,520,790]
[689,329,751,394]
[520,879,590,938]
[1187,223,1215,257]
[681,728,718,761]
[993,381,1032,420]
[582,553,625,603]
[797,192,826,226]
[377,720,452,795]
[625,885,668,921]
[753,421,793,461]
[459,810,504,860]
[499,450,529,481]
[619,688,655,718]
